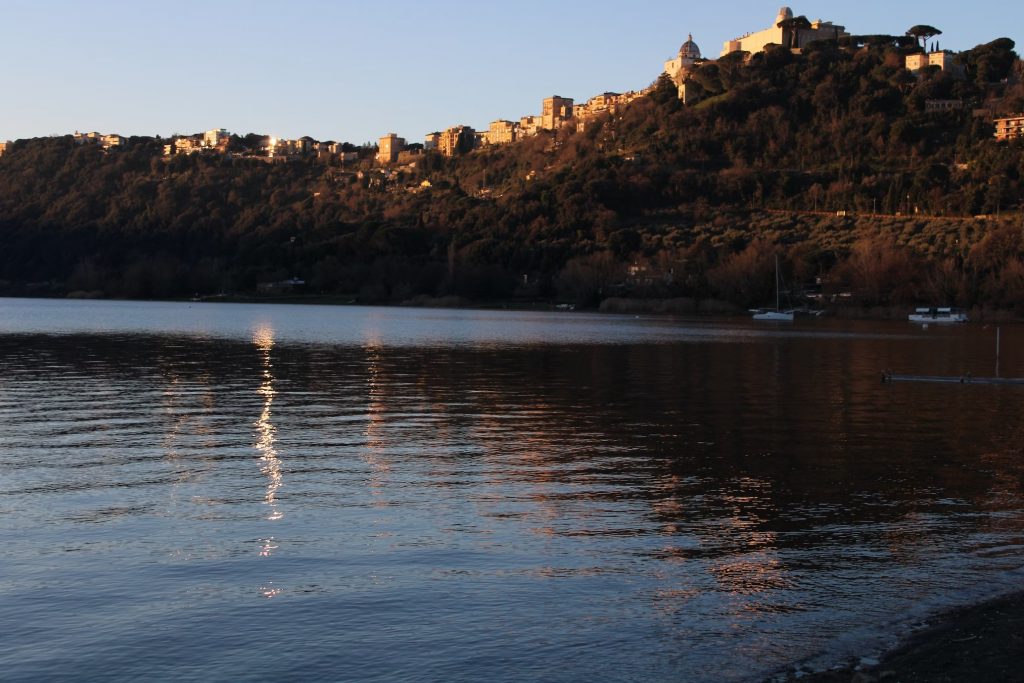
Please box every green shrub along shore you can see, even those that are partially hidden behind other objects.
[1,36,1022,313]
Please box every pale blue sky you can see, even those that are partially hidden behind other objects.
[1,1,1019,145]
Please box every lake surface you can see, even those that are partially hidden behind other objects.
[2,298,1023,682]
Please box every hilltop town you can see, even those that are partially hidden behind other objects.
[4,6,1021,168]
[0,7,1022,313]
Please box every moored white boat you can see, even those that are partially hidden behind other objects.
[751,308,795,321]
[908,307,968,324]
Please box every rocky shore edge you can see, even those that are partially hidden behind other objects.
[771,592,1024,682]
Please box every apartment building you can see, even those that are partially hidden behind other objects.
[485,120,518,145]
[437,126,476,157]
[994,114,1024,141]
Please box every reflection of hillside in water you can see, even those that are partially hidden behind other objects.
[369,341,1017,559]
[5,331,1023,541]
[5,330,1023,592]
[6,319,1024,683]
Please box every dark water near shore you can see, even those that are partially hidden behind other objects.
[2,298,1023,682]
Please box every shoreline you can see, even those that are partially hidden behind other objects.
[4,292,1024,323]
[771,591,1024,682]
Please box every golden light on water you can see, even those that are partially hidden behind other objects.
[259,537,279,558]
[363,334,393,502]
[254,323,283,523]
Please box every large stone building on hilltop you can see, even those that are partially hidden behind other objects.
[664,34,703,103]
[721,7,848,57]
[541,96,575,130]
[377,133,405,164]
[665,34,702,85]
[905,49,965,78]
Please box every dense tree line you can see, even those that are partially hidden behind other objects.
[0,36,1022,312]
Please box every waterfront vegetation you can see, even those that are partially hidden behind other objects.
[1,37,1022,313]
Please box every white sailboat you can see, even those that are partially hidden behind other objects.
[751,255,794,322]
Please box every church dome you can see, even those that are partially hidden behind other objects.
[679,34,701,58]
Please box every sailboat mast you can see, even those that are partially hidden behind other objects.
[775,255,780,311]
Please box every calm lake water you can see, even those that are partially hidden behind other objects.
[2,298,1023,682]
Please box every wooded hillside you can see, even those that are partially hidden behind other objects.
[1,37,1022,312]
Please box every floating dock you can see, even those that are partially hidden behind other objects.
[882,327,1022,385]
[882,373,1024,386]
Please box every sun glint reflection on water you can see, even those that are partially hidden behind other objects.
[253,323,283,523]
[362,334,393,503]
